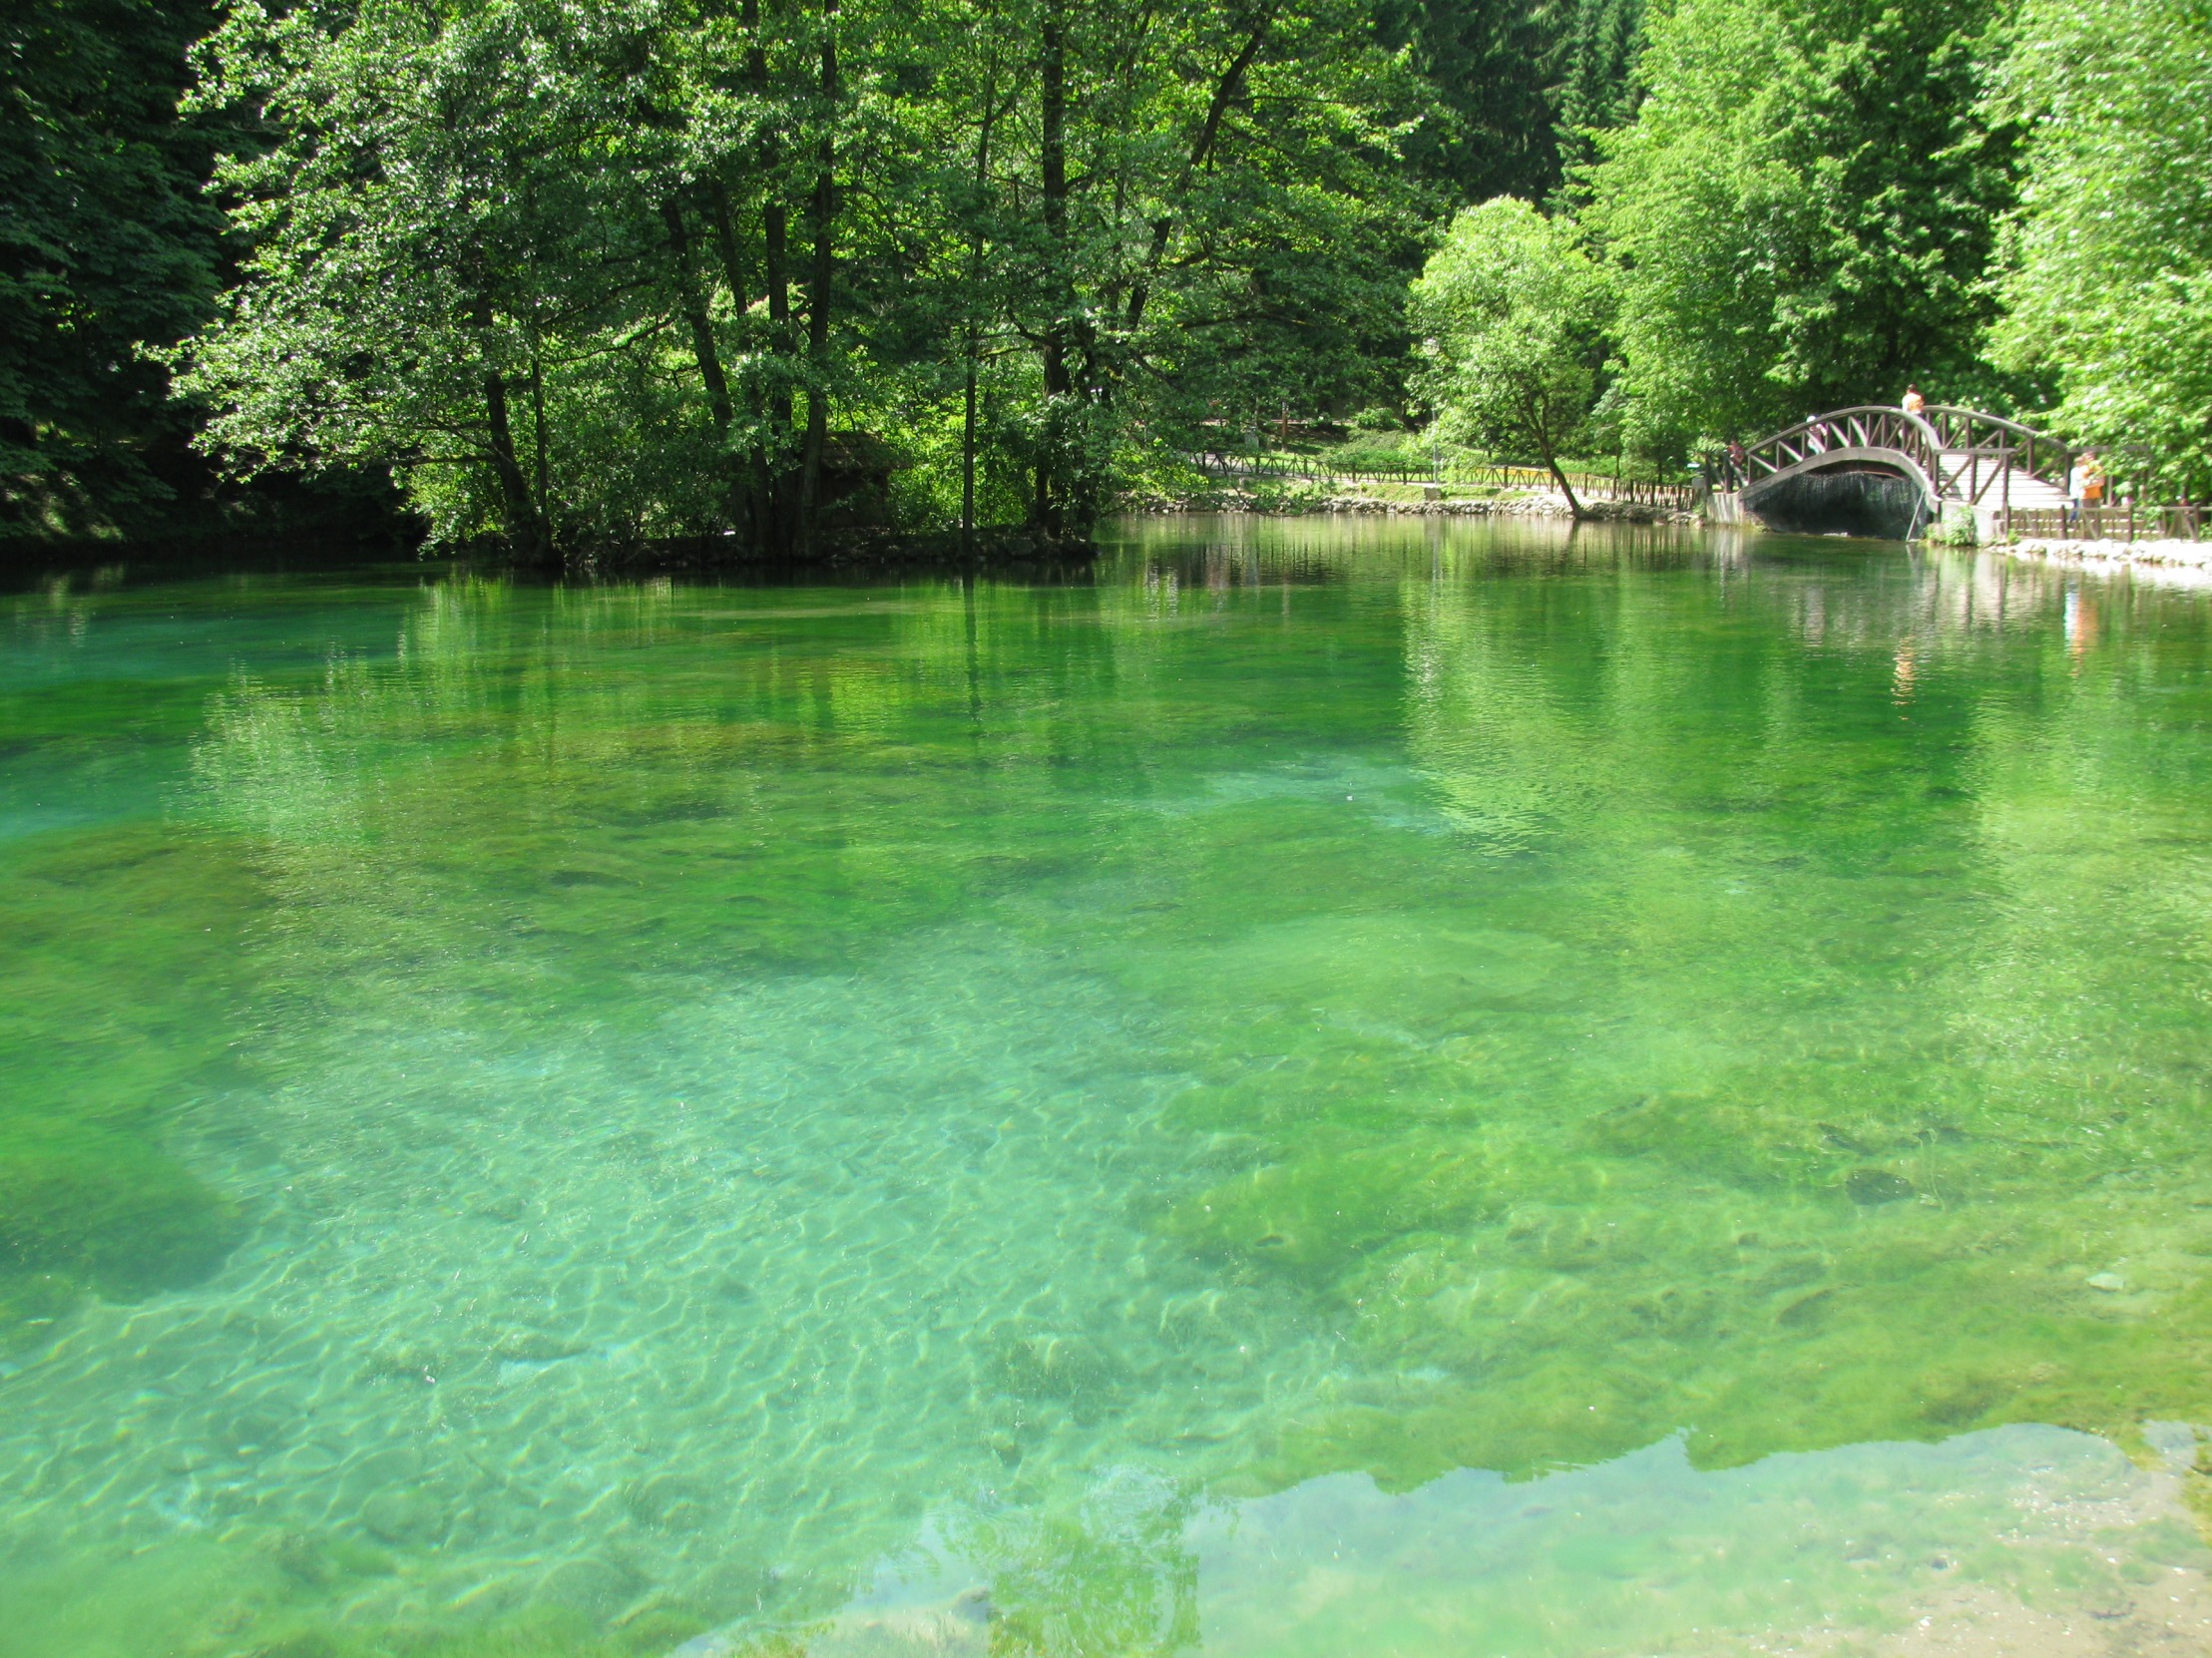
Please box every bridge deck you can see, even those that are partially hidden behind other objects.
[1733,406,2078,533]
[1935,451,2068,511]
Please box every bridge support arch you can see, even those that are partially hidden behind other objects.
[1741,461,1938,541]
[1725,405,2075,543]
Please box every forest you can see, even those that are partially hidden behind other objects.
[4,0,2208,556]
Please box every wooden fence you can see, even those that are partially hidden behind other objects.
[1190,454,1695,509]
[2002,503,2206,542]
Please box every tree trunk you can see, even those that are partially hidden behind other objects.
[703,180,764,546]
[963,352,979,553]
[796,0,837,556]
[763,200,792,388]
[663,200,733,431]
[962,39,1002,554]
[530,351,549,520]
[472,295,550,557]
[762,192,794,545]
[484,369,549,558]
[747,0,795,549]
[1532,416,1584,519]
[706,181,749,314]
[1123,16,1268,334]
[1036,0,1070,533]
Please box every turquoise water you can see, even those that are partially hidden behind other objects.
[6,520,2212,1656]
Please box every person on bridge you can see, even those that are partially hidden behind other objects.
[1902,385,1928,416]
[2066,450,2106,526]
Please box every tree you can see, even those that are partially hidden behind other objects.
[1380,0,1563,204]
[2,0,223,536]
[176,0,1431,556]
[176,0,839,556]
[1550,0,1643,179]
[1990,0,2212,498]
[965,0,1431,531]
[1410,195,1609,512]
[1585,0,2013,454]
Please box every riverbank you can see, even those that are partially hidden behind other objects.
[2002,535,2212,573]
[1128,477,1697,523]
[1,524,1105,588]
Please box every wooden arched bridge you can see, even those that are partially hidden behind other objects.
[1721,405,2072,538]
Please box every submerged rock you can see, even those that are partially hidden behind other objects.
[1844,1167,1915,1205]
[671,1587,994,1658]
[0,1116,238,1309]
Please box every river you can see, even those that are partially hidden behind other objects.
[5,517,2212,1656]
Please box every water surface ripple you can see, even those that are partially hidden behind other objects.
[4,521,2212,1656]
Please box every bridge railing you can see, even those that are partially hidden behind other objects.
[1187,454,1696,507]
[1717,403,2209,541]
[1918,405,2072,505]
[1730,406,1948,499]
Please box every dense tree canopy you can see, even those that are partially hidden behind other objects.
[1990,0,2212,498]
[1382,0,1560,204]
[9,0,2212,550]
[1582,0,2013,453]
[1550,0,1641,177]
[2,0,223,535]
[174,0,1434,554]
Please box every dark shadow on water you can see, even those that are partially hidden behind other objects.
[1745,469,1931,540]
[0,531,1110,598]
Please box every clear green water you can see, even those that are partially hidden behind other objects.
[7,520,2212,1657]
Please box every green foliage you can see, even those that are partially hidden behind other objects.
[24,0,2211,539]
[0,0,223,536]
[1349,405,1409,433]
[1381,0,1564,203]
[1325,444,1424,472]
[1927,500,1980,545]
[1991,0,2212,498]
[1551,0,1645,177]
[175,0,727,554]
[1410,196,1611,503]
[1586,0,2014,452]
[171,0,1430,554]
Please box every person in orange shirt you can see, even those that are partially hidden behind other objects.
[2067,450,2106,525]
[1901,385,1928,416]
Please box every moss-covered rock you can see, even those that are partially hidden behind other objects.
[0,1117,236,1296]
[0,821,257,1332]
